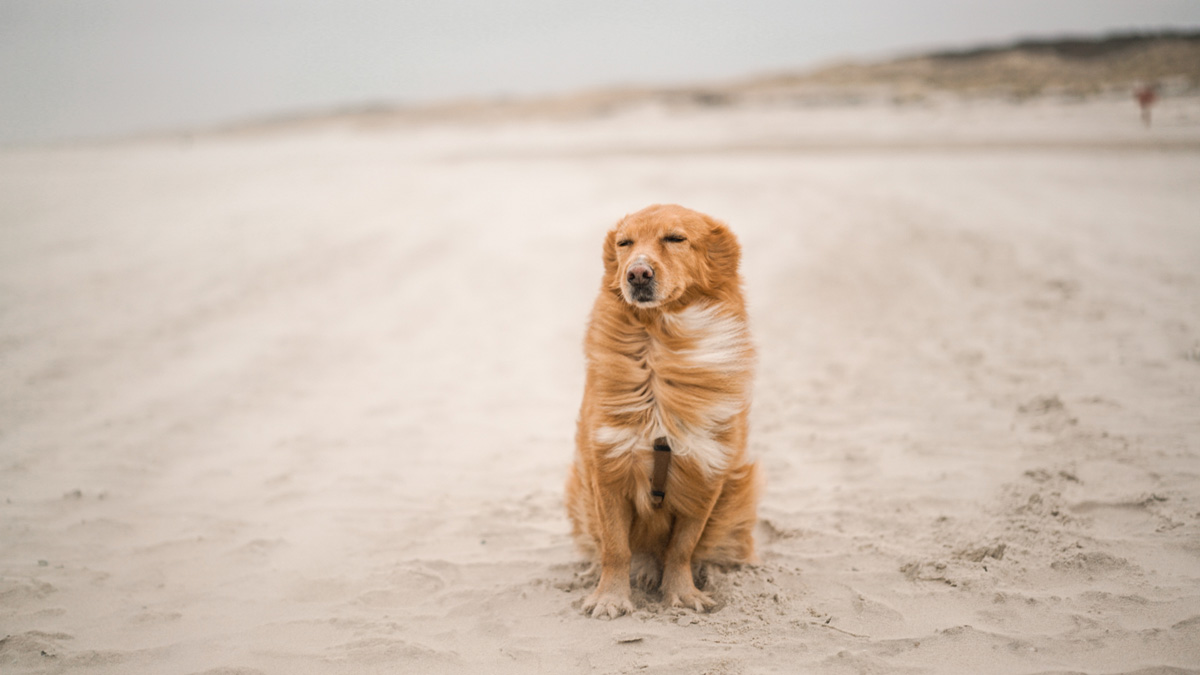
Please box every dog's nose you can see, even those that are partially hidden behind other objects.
[627,264,654,286]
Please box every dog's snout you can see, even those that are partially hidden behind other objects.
[627,263,654,286]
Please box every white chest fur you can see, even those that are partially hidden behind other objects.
[659,302,754,372]
[595,302,753,474]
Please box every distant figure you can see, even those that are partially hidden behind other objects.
[1135,84,1158,127]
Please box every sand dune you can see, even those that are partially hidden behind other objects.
[2,94,1199,674]
[202,32,1200,137]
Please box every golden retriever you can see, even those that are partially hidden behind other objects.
[566,204,759,619]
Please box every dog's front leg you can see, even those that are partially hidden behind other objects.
[661,484,722,612]
[581,477,635,619]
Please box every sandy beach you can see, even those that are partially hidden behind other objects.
[2,93,1199,674]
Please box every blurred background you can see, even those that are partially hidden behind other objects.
[2,0,1199,145]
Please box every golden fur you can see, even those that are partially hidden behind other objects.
[566,204,760,619]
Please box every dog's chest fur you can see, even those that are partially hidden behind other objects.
[591,301,754,474]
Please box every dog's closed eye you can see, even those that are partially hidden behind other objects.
[617,239,633,247]
[663,234,687,243]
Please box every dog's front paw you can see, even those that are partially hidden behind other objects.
[581,589,634,620]
[664,585,717,613]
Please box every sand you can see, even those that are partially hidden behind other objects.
[2,93,1199,674]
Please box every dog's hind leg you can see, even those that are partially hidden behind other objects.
[630,553,662,591]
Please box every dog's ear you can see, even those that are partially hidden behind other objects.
[703,218,741,285]
[602,227,620,285]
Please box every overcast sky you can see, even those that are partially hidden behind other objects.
[1,0,1198,144]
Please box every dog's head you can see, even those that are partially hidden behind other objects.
[603,204,740,309]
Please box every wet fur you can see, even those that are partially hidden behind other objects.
[565,204,760,619]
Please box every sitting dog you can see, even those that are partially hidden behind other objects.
[566,204,760,619]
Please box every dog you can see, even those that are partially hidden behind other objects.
[565,204,760,619]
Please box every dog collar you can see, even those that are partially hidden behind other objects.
[651,437,671,508]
